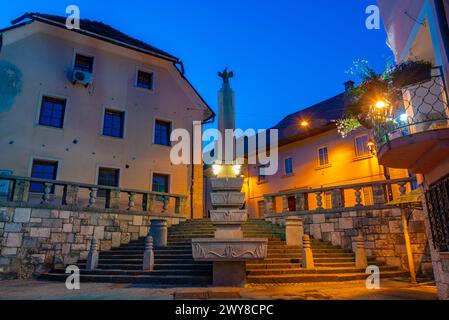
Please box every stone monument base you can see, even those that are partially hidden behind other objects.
[213,261,246,287]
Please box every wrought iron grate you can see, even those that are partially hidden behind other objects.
[426,175,449,252]
[375,67,449,146]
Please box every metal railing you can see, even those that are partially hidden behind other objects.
[0,174,187,216]
[426,174,449,252]
[263,177,416,217]
[375,67,449,147]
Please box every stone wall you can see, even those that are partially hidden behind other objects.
[298,208,432,275]
[0,206,184,279]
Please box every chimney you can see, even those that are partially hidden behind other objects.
[344,80,355,92]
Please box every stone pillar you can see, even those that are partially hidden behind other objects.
[295,193,307,211]
[150,219,167,248]
[12,179,30,203]
[282,195,289,212]
[86,238,99,270]
[264,196,273,215]
[372,184,386,205]
[285,217,304,247]
[355,236,367,269]
[302,235,314,269]
[108,189,121,209]
[62,185,79,206]
[331,188,344,208]
[143,235,154,271]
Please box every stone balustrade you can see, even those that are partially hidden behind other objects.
[0,174,187,216]
[263,177,416,216]
[263,177,433,275]
[0,174,188,280]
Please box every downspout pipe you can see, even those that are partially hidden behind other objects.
[190,114,216,219]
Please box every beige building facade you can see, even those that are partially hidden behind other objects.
[0,13,214,219]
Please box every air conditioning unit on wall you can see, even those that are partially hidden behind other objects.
[72,70,93,88]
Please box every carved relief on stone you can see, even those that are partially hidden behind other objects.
[210,178,244,192]
[192,240,268,261]
[211,192,245,207]
[210,210,247,223]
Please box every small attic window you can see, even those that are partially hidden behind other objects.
[136,70,154,90]
[74,54,94,73]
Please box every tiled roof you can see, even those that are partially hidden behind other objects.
[272,93,347,146]
[10,12,179,61]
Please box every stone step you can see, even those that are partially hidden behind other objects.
[48,268,211,276]
[39,273,212,286]
[76,263,212,270]
[246,271,408,284]
[246,266,400,275]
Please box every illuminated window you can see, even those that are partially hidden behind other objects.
[284,158,293,175]
[318,147,329,166]
[355,135,370,157]
[74,54,94,73]
[154,119,171,146]
[39,96,66,128]
[136,70,153,90]
[103,109,125,138]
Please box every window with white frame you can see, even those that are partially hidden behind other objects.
[154,119,172,146]
[318,146,329,166]
[354,135,370,157]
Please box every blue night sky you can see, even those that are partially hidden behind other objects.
[1,0,393,131]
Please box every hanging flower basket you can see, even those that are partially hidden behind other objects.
[390,60,432,88]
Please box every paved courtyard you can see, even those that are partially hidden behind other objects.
[0,279,438,300]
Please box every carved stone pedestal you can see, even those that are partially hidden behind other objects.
[192,176,267,287]
[213,261,246,287]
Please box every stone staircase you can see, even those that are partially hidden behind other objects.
[40,219,406,286]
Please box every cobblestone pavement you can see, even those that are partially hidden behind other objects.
[0,279,438,300]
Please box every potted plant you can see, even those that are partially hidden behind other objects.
[389,60,433,88]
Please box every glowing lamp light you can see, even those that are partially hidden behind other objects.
[233,165,242,176]
[212,164,222,176]
[300,120,310,127]
[399,113,409,123]
[374,100,387,109]
[367,139,376,155]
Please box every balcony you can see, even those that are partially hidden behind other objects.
[374,67,449,174]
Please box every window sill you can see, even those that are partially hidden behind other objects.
[353,154,373,162]
[135,85,154,93]
[315,164,331,170]
[101,134,124,140]
[153,143,172,148]
[36,124,64,131]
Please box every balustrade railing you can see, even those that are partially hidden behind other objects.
[375,67,449,148]
[0,174,187,216]
[263,177,416,216]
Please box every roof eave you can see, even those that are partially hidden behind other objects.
[11,13,180,63]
